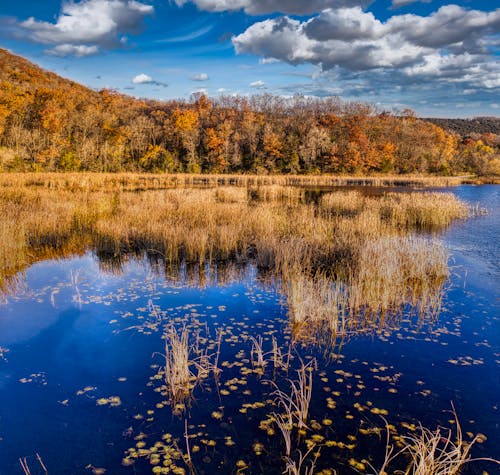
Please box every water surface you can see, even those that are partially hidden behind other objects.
[0,185,498,474]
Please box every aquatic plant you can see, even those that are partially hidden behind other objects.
[401,410,498,475]
[273,361,315,429]
[0,178,470,293]
[163,325,193,404]
[273,413,293,458]
[19,454,48,475]
[369,407,500,475]
[162,325,219,407]
[250,335,268,370]
[283,446,319,475]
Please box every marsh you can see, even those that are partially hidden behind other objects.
[0,176,498,474]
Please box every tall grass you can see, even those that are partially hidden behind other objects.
[350,236,448,317]
[373,407,500,475]
[163,326,193,404]
[0,176,471,337]
[401,411,494,475]
[273,361,315,430]
[284,235,448,347]
[0,172,466,193]
[162,325,219,408]
[321,191,470,230]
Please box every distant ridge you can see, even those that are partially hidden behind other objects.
[423,117,500,136]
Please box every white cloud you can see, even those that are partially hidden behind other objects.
[132,73,168,87]
[191,73,209,81]
[233,5,500,88]
[388,5,500,48]
[174,0,370,15]
[16,0,153,56]
[132,73,153,84]
[250,80,266,88]
[45,44,99,57]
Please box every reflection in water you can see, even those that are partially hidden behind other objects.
[0,186,498,475]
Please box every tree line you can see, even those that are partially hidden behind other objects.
[1,49,498,175]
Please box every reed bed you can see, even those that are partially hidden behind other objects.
[0,177,472,336]
[0,172,466,193]
[284,235,448,347]
[321,191,470,230]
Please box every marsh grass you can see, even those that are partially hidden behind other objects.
[271,361,323,475]
[0,175,471,338]
[273,361,315,430]
[250,335,268,370]
[320,191,470,230]
[401,413,497,475]
[163,326,193,405]
[161,325,219,409]
[370,408,500,475]
[0,172,466,194]
[283,447,319,475]
[284,235,448,348]
[350,236,449,318]
[19,454,48,475]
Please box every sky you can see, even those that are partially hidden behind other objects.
[0,0,499,117]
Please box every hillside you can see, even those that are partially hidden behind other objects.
[424,117,500,136]
[0,49,96,95]
[0,48,498,176]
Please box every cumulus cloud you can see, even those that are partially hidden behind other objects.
[191,73,209,81]
[233,5,500,89]
[15,0,153,56]
[250,80,266,87]
[45,44,99,57]
[132,73,168,87]
[132,73,153,84]
[174,0,370,15]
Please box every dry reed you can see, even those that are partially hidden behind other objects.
[0,172,466,194]
[162,325,219,407]
[273,361,315,429]
[401,411,497,475]
[0,176,470,338]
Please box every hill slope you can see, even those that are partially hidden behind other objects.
[0,48,97,95]
[424,117,500,136]
[0,48,498,175]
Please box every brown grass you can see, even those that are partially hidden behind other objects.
[160,324,220,410]
[0,172,467,193]
[375,407,500,475]
[0,174,471,336]
[321,191,470,230]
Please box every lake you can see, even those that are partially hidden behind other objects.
[0,185,498,475]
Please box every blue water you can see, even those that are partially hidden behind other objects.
[0,186,498,474]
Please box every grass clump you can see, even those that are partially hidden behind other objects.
[375,407,499,475]
[161,325,219,410]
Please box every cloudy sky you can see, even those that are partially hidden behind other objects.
[1,0,499,116]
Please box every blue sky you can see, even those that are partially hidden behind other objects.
[0,0,499,117]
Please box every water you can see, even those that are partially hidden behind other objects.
[0,186,498,474]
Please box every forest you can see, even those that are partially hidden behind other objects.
[1,48,499,176]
